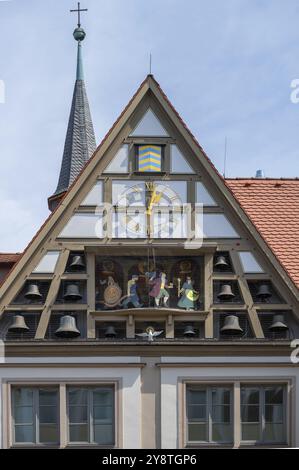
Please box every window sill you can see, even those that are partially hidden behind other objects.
[9,445,60,449]
[239,443,289,448]
[185,443,234,449]
[65,444,117,449]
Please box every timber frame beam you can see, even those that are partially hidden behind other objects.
[34,249,70,339]
[230,249,264,339]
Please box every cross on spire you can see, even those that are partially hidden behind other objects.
[70,2,88,28]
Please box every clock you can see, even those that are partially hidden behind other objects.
[114,181,184,238]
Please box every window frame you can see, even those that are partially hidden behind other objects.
[181,379,293,448]
[66,385,115,446]
[240,384,287,445]
[11,386,59,446]
[6,380,121,449]
[186,385,233,445]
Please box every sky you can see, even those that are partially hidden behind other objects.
[0,0,299,252]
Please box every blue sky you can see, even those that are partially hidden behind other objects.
[0,0,299,252]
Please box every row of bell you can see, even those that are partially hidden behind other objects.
[217,283,272,301]
[9,315,81,338]
[24,281,83,302]
[9,310,288,338]
[8,317,198,338]
[221,314,288,335]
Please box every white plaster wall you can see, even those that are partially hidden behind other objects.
[160,364,299,449]
[0,363,141,449]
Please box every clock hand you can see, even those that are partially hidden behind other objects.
[146,189,162,215]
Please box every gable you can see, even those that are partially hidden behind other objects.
[0,75,298,345]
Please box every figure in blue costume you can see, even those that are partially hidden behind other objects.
[177,276,199,310]
[122,275,143,308]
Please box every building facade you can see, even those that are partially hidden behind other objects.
[0,21,299,449]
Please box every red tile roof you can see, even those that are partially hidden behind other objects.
[226,178,299,288]
[0,253,21,264]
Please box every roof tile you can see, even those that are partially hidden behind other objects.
[226,179,299,288]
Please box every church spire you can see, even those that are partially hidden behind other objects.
[48,3,96,211]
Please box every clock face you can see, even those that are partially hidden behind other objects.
[115,181,184,237]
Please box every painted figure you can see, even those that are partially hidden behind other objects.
[177,276,199,310]
[122,275,143,308]
[149,272,173,307]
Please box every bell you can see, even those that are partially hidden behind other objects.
[217,284,235,301]
[8,315,30,333]
[24,283,42,300]
[256,284,272,300]
[55,315,80,338]
[63,284,82,301]
[214,255,229,269]
[105,326,117,338]
[221,315,243,336]
[269,314,288,332]
[69,255,85,271]
[183,325,196,337]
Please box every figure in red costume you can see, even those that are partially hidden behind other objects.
[149,272,173,307]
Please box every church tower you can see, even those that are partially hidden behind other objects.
[48,4,96,211]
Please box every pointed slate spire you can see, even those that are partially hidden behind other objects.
[48,12,96,211]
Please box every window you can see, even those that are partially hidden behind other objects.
[112,180,145,206]
[67,386,115,445]
[153,181,187,205]
[33,251,60,274]
[186,386,233,444]
[130,108,169,137]
[80,181,103,206]
[238,252,264,273]
[12,387,59,445]
[103,145,129,174]
[196,182,217,206]
[58,213,104,239]
[196,214,240,238]
[170,145,194,174]
[241,385,286,444]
